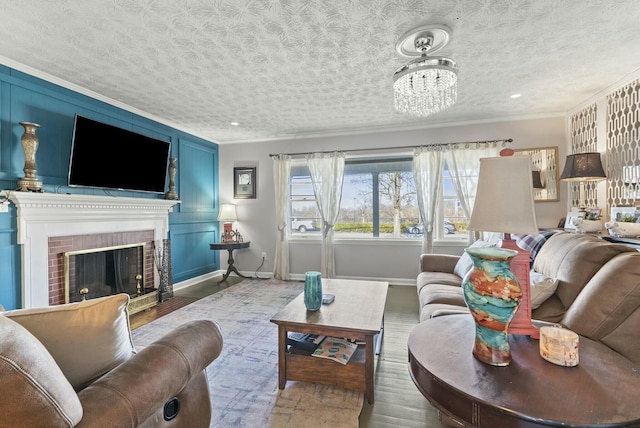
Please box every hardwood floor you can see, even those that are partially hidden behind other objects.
[359,284,443,428]
[129,295,198,330]
[129,275,242,329]
[130,277,443,427]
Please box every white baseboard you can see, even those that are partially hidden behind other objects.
[172,270,274,291]
[171,270,220,291]
[271,273,415,286]
[175,271,416,291]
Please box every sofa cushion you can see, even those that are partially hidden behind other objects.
[419,283,465,307]
[530,271,559,309]
[532,232,636,310]
[0,315,83,427]
[419,253,460,273]
[599,309,640,366]
[417,271,462,295]
[419,303,469,322]
[453,240,496,278]
[561,252,640,364]
[4,294,135,391]
[531,294,566,323]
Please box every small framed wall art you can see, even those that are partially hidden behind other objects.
[234,167,256,199]
[564,211,583,231]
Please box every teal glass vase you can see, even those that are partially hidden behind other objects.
[304,271,322,311]
[461,247,521,366]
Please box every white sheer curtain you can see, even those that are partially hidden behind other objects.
[307,152,345,278]
[444,143,503,244]
[413,146,443,253]
[272,155,291,280]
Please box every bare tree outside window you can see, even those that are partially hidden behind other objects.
[378,172,416,236]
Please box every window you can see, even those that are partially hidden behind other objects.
[289,157,469,240]
[442,164,470,237]
[290,174,321,233]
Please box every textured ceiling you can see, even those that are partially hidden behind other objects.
[0,0,639,144]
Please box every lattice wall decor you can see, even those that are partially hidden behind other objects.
[607,79,640,209]
[569,104,598,208]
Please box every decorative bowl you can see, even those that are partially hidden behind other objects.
[605,221,640,238]
[572,218,603,233]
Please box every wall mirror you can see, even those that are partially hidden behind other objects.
[513,146,559,202]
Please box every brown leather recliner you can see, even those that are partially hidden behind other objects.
[0,294,223,427]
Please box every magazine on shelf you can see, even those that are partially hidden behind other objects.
[311,337,358,365]
[287,332,325,353]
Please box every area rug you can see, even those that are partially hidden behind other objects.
[131,278,364,428]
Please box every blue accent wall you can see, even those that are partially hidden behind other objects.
[0,66,219,310]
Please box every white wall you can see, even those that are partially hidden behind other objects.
[219,116,568,284]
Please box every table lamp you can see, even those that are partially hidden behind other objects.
[464,155,539,365]
[559,152,606,209]
[218,204,238,242]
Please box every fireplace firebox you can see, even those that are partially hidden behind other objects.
[64,243,149,304]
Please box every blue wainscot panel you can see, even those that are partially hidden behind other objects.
[169,222,219,282]
[168,138,219,282]
[175,138,217,215]
[0,204,19,310]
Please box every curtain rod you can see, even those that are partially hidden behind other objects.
[269,138,513,158]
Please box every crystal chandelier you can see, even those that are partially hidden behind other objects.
[393,24,458,117]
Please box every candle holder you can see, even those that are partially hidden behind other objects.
[165,156,179,200]
[16,122,44,192]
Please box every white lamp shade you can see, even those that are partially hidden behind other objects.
[217,204,237,222]
[468,156,538,235]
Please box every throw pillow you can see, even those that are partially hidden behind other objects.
[0,315,83,426]
[4,293,135,391]
[453,240,496,278]
[530,270,560,309]
[512,233,548,262]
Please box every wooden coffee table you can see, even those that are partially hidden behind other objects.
[270,278,388,404]
[408,315,640,427]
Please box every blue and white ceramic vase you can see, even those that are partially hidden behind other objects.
[304,271,322,311]
[461,247,521,366]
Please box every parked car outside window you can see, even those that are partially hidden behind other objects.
[406,221,456,235]
[291,218,319,232]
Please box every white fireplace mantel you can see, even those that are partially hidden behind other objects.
[4,192,180,308]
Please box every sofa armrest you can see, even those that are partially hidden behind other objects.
[76,319,223,428]
[420,253,460,273]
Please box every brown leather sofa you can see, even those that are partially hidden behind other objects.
[416,232,640,365]
[0,294,223,427]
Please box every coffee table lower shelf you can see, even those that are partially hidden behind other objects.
[284,346,367,393]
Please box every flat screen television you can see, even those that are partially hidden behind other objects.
[68,115,171,193]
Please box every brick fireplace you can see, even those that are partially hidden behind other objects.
[50,230,155,305]
[8,192,179,308]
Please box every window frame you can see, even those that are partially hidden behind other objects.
[287,155,470,242]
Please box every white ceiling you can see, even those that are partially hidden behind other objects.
[0,1,639,144]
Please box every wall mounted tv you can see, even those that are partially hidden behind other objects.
[68,115,171,193]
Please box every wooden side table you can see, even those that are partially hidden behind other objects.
[408,315,640,427]
[209,241,251,282]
